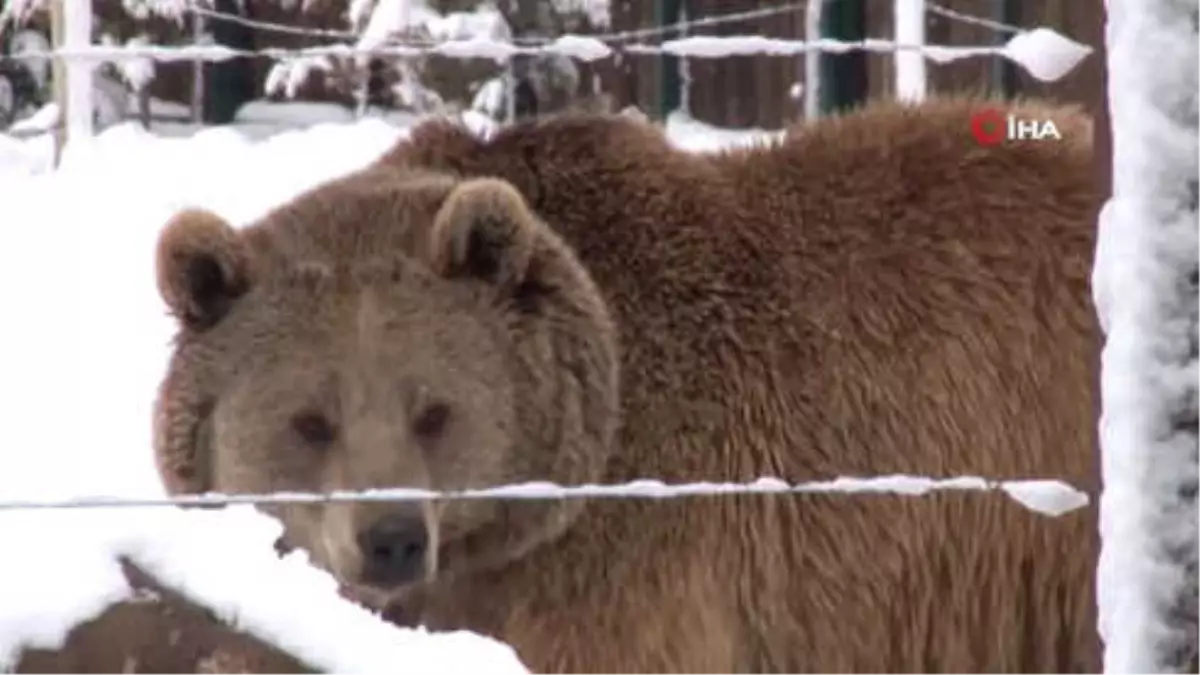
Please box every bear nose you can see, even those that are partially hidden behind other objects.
[357,515,428,586]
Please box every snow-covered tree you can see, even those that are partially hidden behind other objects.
[1094,0,1199,671]
[262,0,610,119]
[1,0,613,121]
[458,0,616,122]
[0,0,171,130]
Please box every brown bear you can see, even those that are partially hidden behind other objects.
[152,96,1101,673]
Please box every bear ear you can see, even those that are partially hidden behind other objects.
[156,208,251,331]
[428,178,541,293]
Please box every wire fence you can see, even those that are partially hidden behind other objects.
[1,1,1027,54]
[0,0,1092,139]
[181,1,815,45]
[0,475,1090,515]
[1,4,1072,65]
[4,38,1038,64]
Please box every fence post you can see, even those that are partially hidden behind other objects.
[654,0,682,120]
[48,0,65,165]
[893,0,926,102]
[818,0,867,114]
[988,0,1020,97]
[802,0,822,120]
[59,0,93,161]
[190,10,205,125]
[1095,0,1199,671]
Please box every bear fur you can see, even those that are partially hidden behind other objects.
[152,97,1101,673]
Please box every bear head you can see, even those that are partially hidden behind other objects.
[152,170,620,604]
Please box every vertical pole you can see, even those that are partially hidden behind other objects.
[893,0,926,102]
[655,0,681,120]
[989,0,1020,98]
[819,0,867,114]
[49,0,66,165]
[191,11,204,125]
[1095,0,1199,671]
[677,1,690,118]
[508,0,538,122]
[56,0,94,164]
[802,0,822,120]
[63,0,93,141]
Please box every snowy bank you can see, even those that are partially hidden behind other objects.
[1,506,527,673]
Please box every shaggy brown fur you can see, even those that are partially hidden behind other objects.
[152,97,1101,673]
[14,560,314,674]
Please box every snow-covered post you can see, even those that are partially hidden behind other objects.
[1094,0,1199,671]
[61,0,94,146]
[893,0,926,102]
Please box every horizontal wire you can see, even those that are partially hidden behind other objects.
[0,475,1090,517]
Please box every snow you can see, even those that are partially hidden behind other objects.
[543,35,612,62]
[626,28,1091,78]
[8,100,57,134]
[119,0,192,24]
[427,5,511,43]
[0,100,779,177]
[0,106,775,670]
[469,77,506,119]
[1093,0,1200,672]
[1002,28,1094,83]
[351,0,512,52]
[355,0,435,52]
[551,0,611,29]
[1000,480,1092,518]
[104,34,156,92]
[264,55,335,100]
[665,110,781,152]
[0,506,529,673]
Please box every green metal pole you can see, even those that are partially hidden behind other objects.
[656,0,683,119]
[990,0,1021,98]
[819,0,868,114]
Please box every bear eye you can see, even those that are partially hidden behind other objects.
[291,410,337,448]
[412,401,451,440]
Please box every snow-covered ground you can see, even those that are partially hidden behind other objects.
[0,97,779,178]
[0,107,776,670]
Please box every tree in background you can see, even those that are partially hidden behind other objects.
[265,0,611,121]
[0,0,612,128]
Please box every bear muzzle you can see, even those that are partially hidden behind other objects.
[356,512,436,588]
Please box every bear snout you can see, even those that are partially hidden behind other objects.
[356,513,431,587]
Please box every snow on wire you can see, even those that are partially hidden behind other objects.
[0,475,1090,518]
[11,33,1091,83]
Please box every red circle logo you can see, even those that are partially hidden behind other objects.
[970,109,1006,146]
